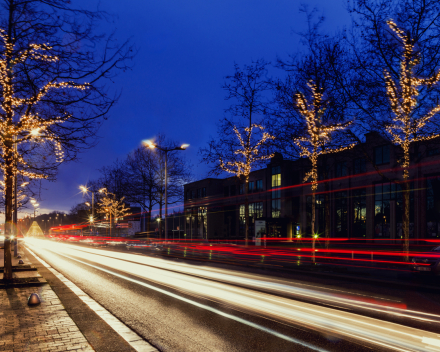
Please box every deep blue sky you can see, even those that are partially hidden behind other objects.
[33,0,351,217]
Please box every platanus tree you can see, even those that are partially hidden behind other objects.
[295,81,354,244]
[214,122,274,245]
[0,1,133,280]
[97,189,130,237]
[383,20,440,258]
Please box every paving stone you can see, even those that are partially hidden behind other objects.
[0,285,94,352]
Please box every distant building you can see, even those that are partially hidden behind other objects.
[183,132,440,241]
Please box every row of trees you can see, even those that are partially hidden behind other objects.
[76,134,192,235]
[202,0,440,257]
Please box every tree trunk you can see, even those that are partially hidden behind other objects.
[159,194,163,238]
[245,178,249,246]
[324,186,330,250]
[3,146,13,280]
[403,179,410,261]
[311,191,316,237]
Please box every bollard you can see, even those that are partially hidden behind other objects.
[16,255,22,259]
[18,259,24,264]
[28,293,41,306]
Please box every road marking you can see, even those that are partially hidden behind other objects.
[422,337,440,348]
[34,246,330,352]
[27,247,158,352]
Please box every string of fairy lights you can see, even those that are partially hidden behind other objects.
[0,29,89,195]
[294,82,355,191]
[97,189,130,221]
[219,124,275,180]
[384,20,440,181]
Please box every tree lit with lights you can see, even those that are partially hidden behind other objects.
[295,81,354,238]
[383,20,440,257]
[219,124,274,245]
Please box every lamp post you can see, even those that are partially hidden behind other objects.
[145,140,188,241]
[80,186,95,233]
[30,199,39,219]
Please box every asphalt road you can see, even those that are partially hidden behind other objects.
[26,239,440,352]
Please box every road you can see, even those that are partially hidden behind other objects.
[26,238,440,352]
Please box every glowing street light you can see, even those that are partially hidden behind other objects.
[80,185,95,229]
[143,139,188,240]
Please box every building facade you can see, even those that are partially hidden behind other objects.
[184,133,440,241]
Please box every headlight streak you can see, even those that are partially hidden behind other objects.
[27,238,440,321]
[35,239,440,322]
[27,239,440,352]
[27,243,328,352]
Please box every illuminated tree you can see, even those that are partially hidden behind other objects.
[97,190,130,237]
[383,20,440,257]
[0,1,133,280]
[201,60,273,245]
[295,81,354,239]
[220,124,274,244]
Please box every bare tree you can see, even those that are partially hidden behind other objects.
[150,135,193,237]
[124,146,159,234]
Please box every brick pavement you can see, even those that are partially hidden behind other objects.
[0,284,94,352]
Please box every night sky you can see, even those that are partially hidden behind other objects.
[33,0,351,217]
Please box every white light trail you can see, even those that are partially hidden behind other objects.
[27,239,440,352]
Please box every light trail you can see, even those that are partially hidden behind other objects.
[27,239,440,352]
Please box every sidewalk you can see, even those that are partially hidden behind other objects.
[0,247,94,352]
[0,245,140,352]
[0,285,94,352]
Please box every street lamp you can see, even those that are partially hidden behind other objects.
[80,185,95,224]
[31,202,39,219]
[144,140,188,241]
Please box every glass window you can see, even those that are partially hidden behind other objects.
[354,158,366,174]
[375,182,413,238]
[272,167,281,217]
[318,165,330,181]
[272,199,281,218]
[316,194,326,235]
[224,186,229,197]
[353,188,366,237]
[427,176,440,238]
[197,189,201,198]
[272,166,281,187]
[254,202,263,218]
[375,183,391,238]
[202,187,206,198]
[186,190,191,200]
[249,181,254,193]
[239,184,244,195]
[256,180,263,191]
[335,191,348,236]
[427,148,440,156]
[272,174,281,187]
[335,162,347,177]
[192,190,196,199]
[374,145,390,165]
[230,185,236,196]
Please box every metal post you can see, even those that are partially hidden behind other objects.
[165,151,168,241]
[92,192,94,236]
